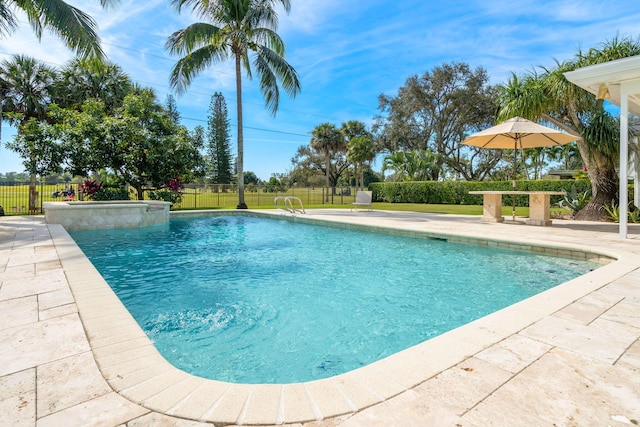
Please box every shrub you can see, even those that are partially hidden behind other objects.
[93,187,130,201]
[264,177,287,193]
[369,179,591,206]
[149,178,183,207]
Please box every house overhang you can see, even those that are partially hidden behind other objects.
[564,55,640,116]
[564,55,640,239]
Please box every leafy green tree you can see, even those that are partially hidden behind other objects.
[375,62,499,180]
[0,0,118,60]
[288,148,326,187]
[6,117,64,178]
[263,176,285,192]
[497,36,639,220]
[206,92,233,184]
[243,171,260,185]
[103,89,205,199]
[166,0,301,209]
[51,99,110,177]
[50,90,205,199]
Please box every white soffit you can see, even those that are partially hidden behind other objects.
[564,55,640,116]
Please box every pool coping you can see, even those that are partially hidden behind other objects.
[46,209,640,425]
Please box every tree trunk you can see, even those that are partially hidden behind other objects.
[325,154,330,202]
[235,54,247,209]
[575,161,618,221]
[28,173,38,214]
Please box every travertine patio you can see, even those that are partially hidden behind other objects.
[1,210,639,426]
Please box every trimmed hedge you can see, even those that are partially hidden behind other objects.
[370,179,592,206]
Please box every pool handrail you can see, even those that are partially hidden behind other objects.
[273,196,305,214]
[285,196,305,214]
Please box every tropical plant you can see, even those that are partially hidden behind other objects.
[149,178,184,206]
[497,36,640,220]
[1,55,57,123]
[166,0,300,209]
[79,179,102,199]
[604,201,640,223]
[629,207,640,224]
[0,0,118,60]
[558,184,591,219]
[56,58,132,113]
[382,149,442,182]
[604,200,620,222]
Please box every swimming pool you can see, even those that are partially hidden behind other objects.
[70,214,597,384]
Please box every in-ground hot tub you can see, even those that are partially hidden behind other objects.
[44,200,170,230]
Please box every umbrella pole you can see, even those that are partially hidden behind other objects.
[512,139,518,221]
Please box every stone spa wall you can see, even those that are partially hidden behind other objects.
[44,201,171,230]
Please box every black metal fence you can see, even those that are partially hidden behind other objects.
[0,182,361,215]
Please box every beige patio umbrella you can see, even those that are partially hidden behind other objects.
[461,116,581,220]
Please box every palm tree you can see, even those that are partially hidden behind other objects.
[166,0,300,209]
[342,120,374,189]
[382,151,410,181]
[0,0,118,60]
[56,58,132,113]
[497,36,640,220]
[310,123,343,200]
[1,55,56,122]
[382,149,441,182]
[1,55,57,213]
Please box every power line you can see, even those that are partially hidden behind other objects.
[0,35,381,134]
[181,116,310,138]
[8,17,380,112]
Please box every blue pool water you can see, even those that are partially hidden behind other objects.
[70,215,597,384]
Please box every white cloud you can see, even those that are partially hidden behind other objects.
[278,0,345,35]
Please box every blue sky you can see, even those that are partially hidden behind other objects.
[1,0,639,180]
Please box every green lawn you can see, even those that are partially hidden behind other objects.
[186,202,567,218]
[0,183,568,218]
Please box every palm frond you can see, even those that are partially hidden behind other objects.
[15,0,104,59]
[166,22,221,55]
[582,110,619,162]
[252,27,284,55]
[0,2,18,37]
[169,45,228,94]
[253,52,279,115]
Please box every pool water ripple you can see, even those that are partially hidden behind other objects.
[70,215,597,383]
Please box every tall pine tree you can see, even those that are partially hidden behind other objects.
[165,94,181,124]
[206,92,233,184]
